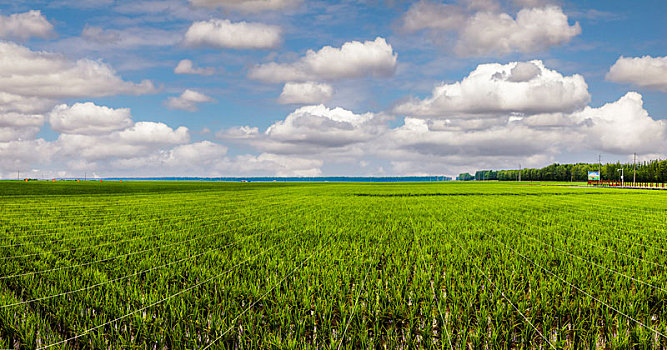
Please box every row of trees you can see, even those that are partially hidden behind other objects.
[457,159,667,182]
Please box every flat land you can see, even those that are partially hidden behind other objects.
[0,181,665,349]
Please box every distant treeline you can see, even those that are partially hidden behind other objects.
[457,159,667,182]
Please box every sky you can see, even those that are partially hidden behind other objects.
[0,0,665,179]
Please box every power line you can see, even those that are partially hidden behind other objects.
[336,225,386,350]
[0,201,315,281]
[402,198,454,350]
[202,215,342,350]
[1,193,302,247]
[37,198,330,349]
[489,234,667,341]
[0,197,311,262]
[421,203,556,349]
[37,234,293,350]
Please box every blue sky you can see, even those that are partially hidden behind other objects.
[0,0,664,178]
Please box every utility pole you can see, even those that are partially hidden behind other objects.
[632,152,637,186]
[17,170,19,181]
[518,164,521,182]
[598,154,602,182]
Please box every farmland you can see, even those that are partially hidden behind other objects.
[0,181,666,349]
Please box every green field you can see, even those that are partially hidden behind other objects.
[0,181,666,349]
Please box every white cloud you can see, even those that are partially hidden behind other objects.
[218,60,664,176]
[384,117,568,160]
[111,140,228,170]
[512,0,556,8]
[117,122,189,144]
[101,141,322,177]
[232,153,322,177]
[49,102,133,135]
[571,92,666,154]
[402,1,466,32]
[221,104,386,155]
[0,10,54,40]
[57,121,189,161]
[165,89,214,111]
[188,0,301,13]
[394,60,590,117]
[79,25,180,48]
[0,127,37,142]
[249,37,397,83]
[81,25,121,44]
[278,82,333,104]
[0,42,155,98]
[0,113,43,129]
[0,121,43,142]
[0,94,48,142]
[183,19,281,49]
[0,43,161,174]
[401,3,580,56]
[0,139,53,171]
[166,141,228,166]
[0,92,54,114]
[456,6,580,56]
[174,59,215,75]
[606,56,667,92]
[382,91,666,174]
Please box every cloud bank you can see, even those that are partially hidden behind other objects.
[401,2,581,56]
[184,19,281,49]
[606,56,667,92]
[0,10,54,40]
[249,37,397,83]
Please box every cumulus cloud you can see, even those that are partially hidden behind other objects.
[405,116,567,154]
[221,104,387,155]
[0,113,43,129]
[0,93,50,143]
[278,82,333,104]
[106,142,322,177]
[81,25,121,44]
[231,153,322,177]
[0,139,54,171]
[165,89,214,111]
[249,37,397,83]
[401,2,580,56]
[0,42,155,98]
[0,111,44,143]
[512,0,549,6]
[0,10,54,40]
[111,140,228,170]
[188,0,301,13]
[384,91,665,174]
[183,19,281,49]
[44,102,190,164]
[606,56,667,92]
[79,25,180,48]
[0,92,54,115]
[0,125,41,143]
[57,121,189,161]
[49,102,133,135]
[218,59,665,176]
[402,1,466,32]
[174,59,215,75]
[394,60,590,117]
[0,42,161,171]
[456,6,580,56]
[571,92,666,154]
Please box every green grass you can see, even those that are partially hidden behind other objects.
[0,180,665,349]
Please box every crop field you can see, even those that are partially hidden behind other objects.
[0,181,666,349]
